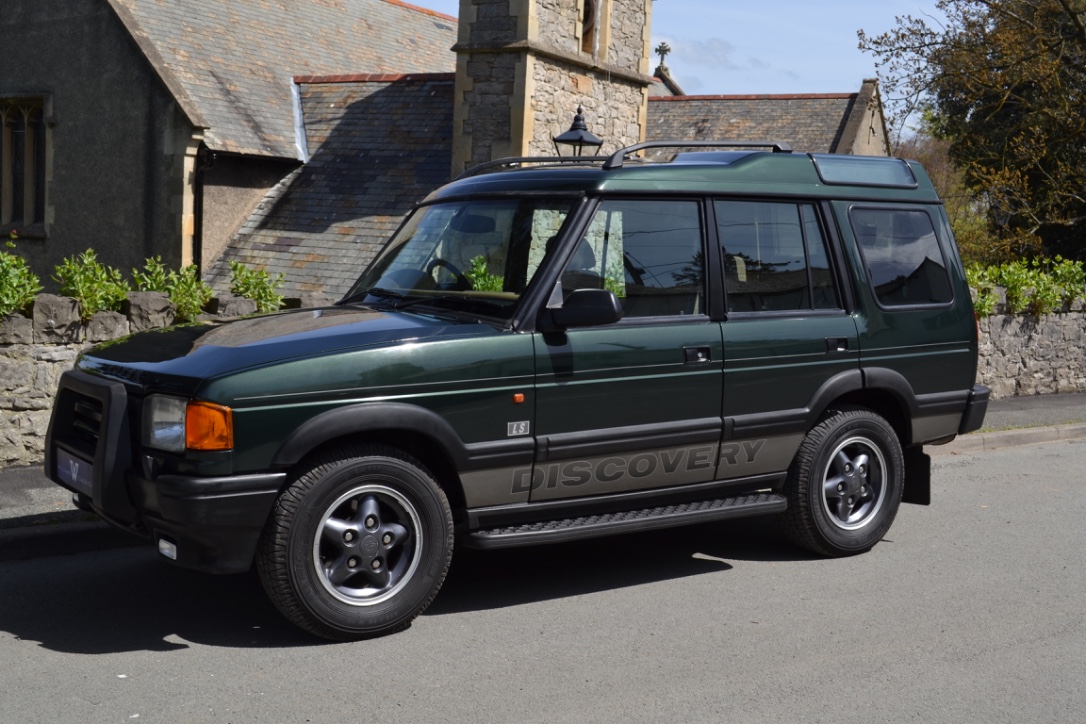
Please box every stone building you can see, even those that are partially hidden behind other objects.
[0,0,456,286]
[451,0,653,172]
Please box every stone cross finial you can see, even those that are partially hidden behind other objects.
[655,42,672,70]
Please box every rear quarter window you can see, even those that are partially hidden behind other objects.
[850,208,953,307]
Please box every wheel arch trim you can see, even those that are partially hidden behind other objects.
[270,402,533,473]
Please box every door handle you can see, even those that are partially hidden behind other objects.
[684,346,712,363]
[825,337,850,353]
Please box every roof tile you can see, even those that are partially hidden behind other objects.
[111,0,457,159]
[205,77,455,299]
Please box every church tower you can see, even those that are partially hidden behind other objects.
[451,0,654,175]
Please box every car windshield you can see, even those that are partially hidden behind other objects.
[341,198,578,320]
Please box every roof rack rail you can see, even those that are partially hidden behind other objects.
[456,155,606,180]
[603,140,792,170]
[455,140,794,180]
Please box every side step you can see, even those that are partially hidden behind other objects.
[465,492,787,549]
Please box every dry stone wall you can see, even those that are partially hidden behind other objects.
[2,304,1084,466]
[1,292,258,466]
[978,313,1086,397]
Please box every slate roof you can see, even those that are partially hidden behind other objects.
[204,74,456,301]
[649,65,685,97]
[647,80,882,154]
[109,0,457,159]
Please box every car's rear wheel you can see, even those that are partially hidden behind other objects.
[781,409,904,557]
[257,445,453,641]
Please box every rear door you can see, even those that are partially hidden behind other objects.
[715,199,860,480]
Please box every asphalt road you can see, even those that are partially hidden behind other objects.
[1,439,1083,723]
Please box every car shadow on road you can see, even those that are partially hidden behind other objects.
[0,547,315,654]
[0,519,815,653]
[428,518,817,616]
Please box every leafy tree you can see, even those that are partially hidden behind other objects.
[860,0,1086,258]
[893,125,1024,264]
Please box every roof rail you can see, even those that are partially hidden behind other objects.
[455,155,606,180]
[603,140,793,170]
[455,140,794,180]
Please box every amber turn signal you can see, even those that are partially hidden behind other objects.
[185,401,234,451]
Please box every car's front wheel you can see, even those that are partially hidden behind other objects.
[781,409,904,557]
[257,445,453,640]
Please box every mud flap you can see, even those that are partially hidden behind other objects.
[902,446,931,506]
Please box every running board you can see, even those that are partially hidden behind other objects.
[464,493,787,549]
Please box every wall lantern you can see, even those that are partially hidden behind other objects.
[552,106,603,157]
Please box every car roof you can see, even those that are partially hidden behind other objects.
[426,142,941,204]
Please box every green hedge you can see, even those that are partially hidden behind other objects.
[967,257,1086,317]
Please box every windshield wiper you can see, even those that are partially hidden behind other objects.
[392,294,506,316]
[336,287,407,306]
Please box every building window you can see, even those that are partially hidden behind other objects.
[1,98,47,230]
[581,0,598,54]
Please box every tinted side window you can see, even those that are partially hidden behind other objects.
[716,200,840,313]
[850,208,952,306]
[565,199,705,317]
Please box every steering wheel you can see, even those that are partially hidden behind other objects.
[425,258,471,290]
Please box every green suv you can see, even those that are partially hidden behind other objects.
[45,141,989,640]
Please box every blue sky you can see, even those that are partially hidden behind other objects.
[414,1,942,95]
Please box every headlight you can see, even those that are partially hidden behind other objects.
[143,395,186,452]
[143,396,234,452]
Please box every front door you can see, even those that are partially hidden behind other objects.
[530,199,724,502]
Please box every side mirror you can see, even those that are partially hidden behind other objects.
[542,288,623,330]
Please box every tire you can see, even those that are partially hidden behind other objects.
[781,409,904,557]
[257,445,453,641]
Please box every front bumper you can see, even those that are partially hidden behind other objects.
[65,468,286,575]
[46,368,286,574]
[130,471,286,573]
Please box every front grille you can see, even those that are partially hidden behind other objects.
[47,369,142,526]
[71,395,104,448]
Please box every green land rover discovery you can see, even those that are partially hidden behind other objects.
[46,141,990,640]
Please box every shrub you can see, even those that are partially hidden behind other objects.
[0,231,43,317]
[132,256,172,292]
[133,257,212,322]
[229,261,283,314]
[966,264,996,317]
[1049,256,1086,309]
[53,249,129,320]
[169,265,214,323]
[465,255,504,292]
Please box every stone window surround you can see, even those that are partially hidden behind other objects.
[0,95,52,238]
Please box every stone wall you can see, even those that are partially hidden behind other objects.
[978,313,1086,398]
[1,292,258,466]
[2,304,1084,466]
[529,56,646,156]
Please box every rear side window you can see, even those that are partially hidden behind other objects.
[716,200,841,313]
[850,208,952,307]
